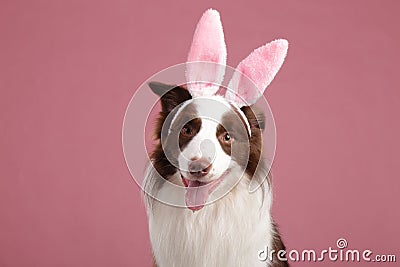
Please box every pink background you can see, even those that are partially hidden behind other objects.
[1,1,399,266]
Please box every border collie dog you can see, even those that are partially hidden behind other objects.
[143,9,289,267]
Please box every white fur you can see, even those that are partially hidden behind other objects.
[144,168,273,267]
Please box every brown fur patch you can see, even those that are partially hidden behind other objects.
[150,84,191,179]
[178,118,201,151]
[166,103,201,151]
[240,105,265,178]
[217,109,250,160]
[216,124,232,156]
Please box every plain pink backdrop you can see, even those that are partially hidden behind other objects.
[1,1,399,266]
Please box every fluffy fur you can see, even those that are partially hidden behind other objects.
[146,169,273,267]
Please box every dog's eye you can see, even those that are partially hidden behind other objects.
[223,132,232,142]
[181,125,192,136]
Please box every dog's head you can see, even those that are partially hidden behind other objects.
[149,83,267,211]
[148,9,288,211]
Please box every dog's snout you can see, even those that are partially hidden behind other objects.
[189,159,211,177]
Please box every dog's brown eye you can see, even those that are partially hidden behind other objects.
[181,125,192,136]
[223,132,232,142]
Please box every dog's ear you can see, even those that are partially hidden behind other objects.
[148,82,192,113]
[241,106,265,132]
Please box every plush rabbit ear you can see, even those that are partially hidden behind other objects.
[226,39,288,107]
[186,9,227,97]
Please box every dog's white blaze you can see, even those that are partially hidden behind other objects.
[178,118,231,179]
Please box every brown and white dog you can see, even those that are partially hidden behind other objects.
[143,9,289,267]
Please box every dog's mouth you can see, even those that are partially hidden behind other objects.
[181,170,230,212]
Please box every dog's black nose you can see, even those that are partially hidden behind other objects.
[189,159,211,177]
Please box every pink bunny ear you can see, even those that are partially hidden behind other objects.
[226,39,288,106]
[186,9,227,97]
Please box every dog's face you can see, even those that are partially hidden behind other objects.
[175,97,248,194]
[149,82,265,211]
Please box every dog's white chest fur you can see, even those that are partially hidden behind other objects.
[146,174,272,267]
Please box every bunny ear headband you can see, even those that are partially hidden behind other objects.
[186,9,288,107]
